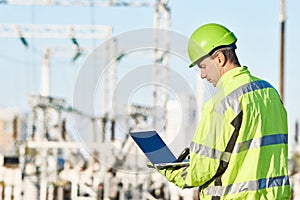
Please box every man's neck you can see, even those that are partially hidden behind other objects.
[224,63,240,73]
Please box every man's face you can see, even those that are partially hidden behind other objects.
[197,54,222,87]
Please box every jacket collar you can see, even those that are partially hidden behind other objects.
[216,66,249,89]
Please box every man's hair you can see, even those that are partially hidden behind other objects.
[218,48,240,66]
[209,44,241,66]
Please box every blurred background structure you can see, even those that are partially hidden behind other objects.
[0,0,300,199]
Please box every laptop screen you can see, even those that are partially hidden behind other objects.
[129,131,177,164]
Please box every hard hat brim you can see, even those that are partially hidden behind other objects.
[189,54,209,68]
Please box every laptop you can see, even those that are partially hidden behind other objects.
[129,130,189,169]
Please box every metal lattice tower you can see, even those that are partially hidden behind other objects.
[0,1,172,199]
[1,0,171,134]
[1,0,171,113]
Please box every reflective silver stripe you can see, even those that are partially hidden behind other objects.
[181,166,189,180]
[190,142,231,162]
[182,166,195,189]
[233,134,288,153]
[204,175,289,196]
[190,134,287,161]
[215,80,274,114]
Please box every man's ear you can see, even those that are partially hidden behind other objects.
[218,52,226,67]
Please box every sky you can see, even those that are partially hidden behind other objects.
[0,0,300,150]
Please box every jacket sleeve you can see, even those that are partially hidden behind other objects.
[158,100,237,189]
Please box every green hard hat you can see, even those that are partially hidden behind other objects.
[188,23,237,68]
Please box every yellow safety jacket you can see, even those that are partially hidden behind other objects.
[159,66,290,199]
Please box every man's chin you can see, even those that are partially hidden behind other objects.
[210,81,217,87]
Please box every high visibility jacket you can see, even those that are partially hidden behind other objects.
[160,66,290,199]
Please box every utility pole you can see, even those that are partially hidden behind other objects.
[153,0,170,130]
[41,48,50,97]
[295,120,299,144]
[279,0,286,102]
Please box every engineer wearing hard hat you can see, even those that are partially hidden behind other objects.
[159,23,291,199]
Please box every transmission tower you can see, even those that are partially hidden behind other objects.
[0,1,172,199]
[1,0,171,138]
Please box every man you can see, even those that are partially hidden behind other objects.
[159,23,291,199]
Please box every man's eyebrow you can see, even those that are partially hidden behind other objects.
[198,64,205,69]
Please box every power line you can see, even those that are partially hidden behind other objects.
[0,0,156,7]
[0,24,111,39]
